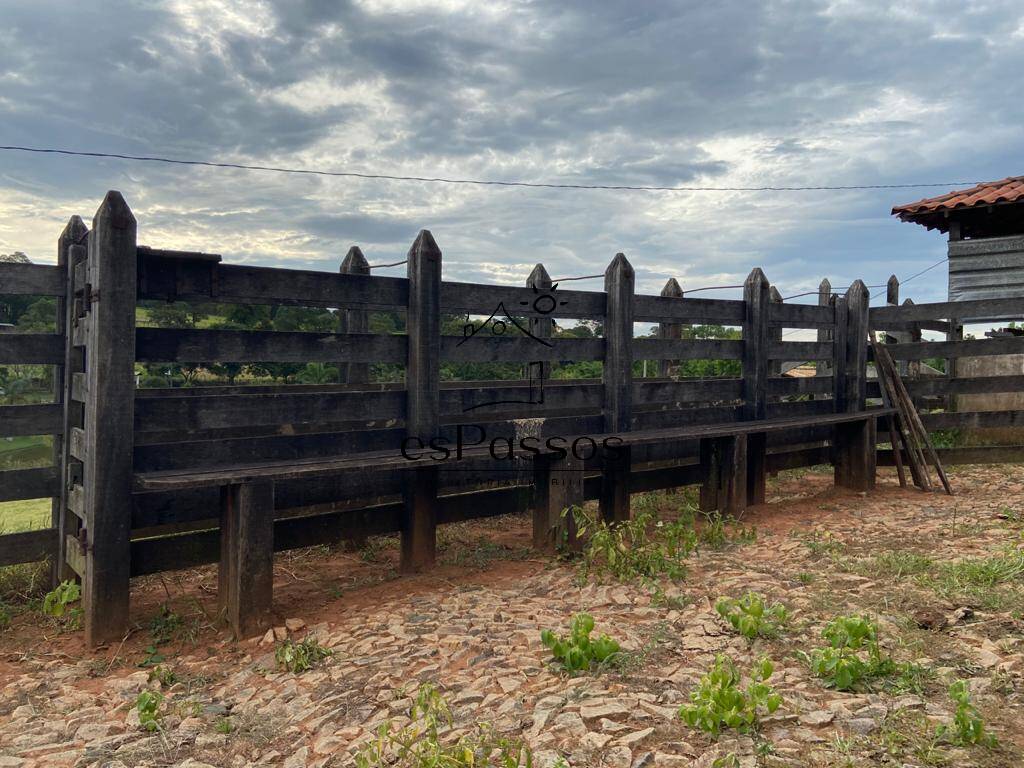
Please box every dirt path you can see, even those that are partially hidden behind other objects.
[2,465,1023,767]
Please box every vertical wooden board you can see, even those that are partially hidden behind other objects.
[832,297,849,414]
[219,481,275,638]
[53,217,87,585]
[527,264,553,382]
[656,278,683,377]
[845,281,869,411]
[402,231,441,571]
[742,269,769,504]
[699,437,720,513]
[816,279,833,379]
[600,253,634,524]
[81,192,136,647]
[338,246,370,385]
[718,434,748,516]
[532,452,583,552]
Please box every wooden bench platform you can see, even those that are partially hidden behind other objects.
[135,408,892,637]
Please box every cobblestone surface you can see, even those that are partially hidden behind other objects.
[2,465,1023,766]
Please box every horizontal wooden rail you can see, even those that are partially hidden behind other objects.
[137,262,409,310]
[881,336,1024,362]
[633,295,745,324]
[0,466,60,502]
[878,445,1024,467]
[0,333,65,365]
[767,340,832,361]
[440,281,605,319]
[0,403,63,437]
[766,375,833,396]
[869,297,1024,325]
[767,302,835,328]
[634,338,744,360]
[0,528,58,568]
[441,335,604,363]
[0,263,64,296]
[919,410,1024,431]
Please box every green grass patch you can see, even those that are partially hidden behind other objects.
[0,435,53,470]
[0,498,51,533]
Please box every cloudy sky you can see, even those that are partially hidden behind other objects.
[1,0,1022,306]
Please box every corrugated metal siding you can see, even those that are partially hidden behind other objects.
[948,235,1024,302]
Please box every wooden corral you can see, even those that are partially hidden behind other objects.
[2,191,1022,645]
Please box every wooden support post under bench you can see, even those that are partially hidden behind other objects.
[532,452,584,553]
[699,435,748,516]
[219,480,275,638]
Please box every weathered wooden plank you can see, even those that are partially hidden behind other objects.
[0,334,64,364]
[884,336,1024,362]
[134,390,406,435]
[219,480,275,638]
[441,280,605,320]
[137,262,409,309]
[338,246,371,385]
[0,404,63,437]
[767,340,832,361]
[633,338,744,361]
[766,376,833,396]
[636,378,744,405]
[68,426,86,461]
[767,302,835,328]
[766,446,831,472]
[633,294,745,324]
[402,231,441,573]
[136,328,408,364]
[0,528,58,567]
[0,262,64,296]
[742,269,769,505]
[81,191,137,647]
[919,410,1024,430]
[655,278,684,378]
[533,451,583,553]
[0,466,59,502]
[835,281,873,491]
[898,375,1024,397]
[442,335,604,363]
[869,298,1024,325]
[65,533,84,577]
[600,253,634,524]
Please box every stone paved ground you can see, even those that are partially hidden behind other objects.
[2,464,1024,767]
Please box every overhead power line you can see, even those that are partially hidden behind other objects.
[0,145,985,193]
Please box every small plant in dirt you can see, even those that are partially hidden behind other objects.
[215,717,233,735]
[699,511,756,550]
[0,601,10,630]
[541,612,622,673]
[147,665,178,688]
[355,682,533,767]
[275,637,332,673]
[799,530,844,557]
[135,690,164,732]
[935,680,997,748]
[571,505,696,583]
[41,580,82,629]
[715,592,788,640]
[679,654,781,736]
[797,615,896,691]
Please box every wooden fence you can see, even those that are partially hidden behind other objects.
[0,190,1021,643]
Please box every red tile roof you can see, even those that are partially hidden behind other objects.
[892,176,1024,228]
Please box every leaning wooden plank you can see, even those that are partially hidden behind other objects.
[871,335,929,490]
[136,328,408,364]
[0,262,64,296]
[0,467,60,502]
[0,334,64,365]
[0,404,63,438]
[0,528,58,567]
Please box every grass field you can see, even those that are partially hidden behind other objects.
[0,498,50,533]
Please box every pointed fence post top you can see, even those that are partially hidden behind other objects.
[745,267,769,290]
[847,279,869,305]
[59,215,88,248]
[528,263,551,290]
[886,274,899,305]
[819,277,831,293]
[660,277,683,298]
[408,229,441,264]
[94,190,135,231]
[769,285,782,302]
[341,246,369,274]
[604,252,634,285]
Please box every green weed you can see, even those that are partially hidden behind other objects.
[135,690,164,732]
[679,654,781,736]
[274,637,332,673]
[936,680,997,748]
[41,580,82,629]
[541,612,622,673]
[797,615,896,691]
[715,592,788,640]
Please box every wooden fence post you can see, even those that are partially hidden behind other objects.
[81,192,136,646]
[402,230,441,571]
[54,216,87,585]
[338,246,370,385]
[219,480,275,638]
[834,280,874,491]
[656,278,683,378]
[768,285,783,380]
[885,275,910,377]
[600,253,633,524]
[816,278,832,381]
[527,263,552,383]
[742,268,769,506]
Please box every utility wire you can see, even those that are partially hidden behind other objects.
[0,145,985,193]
